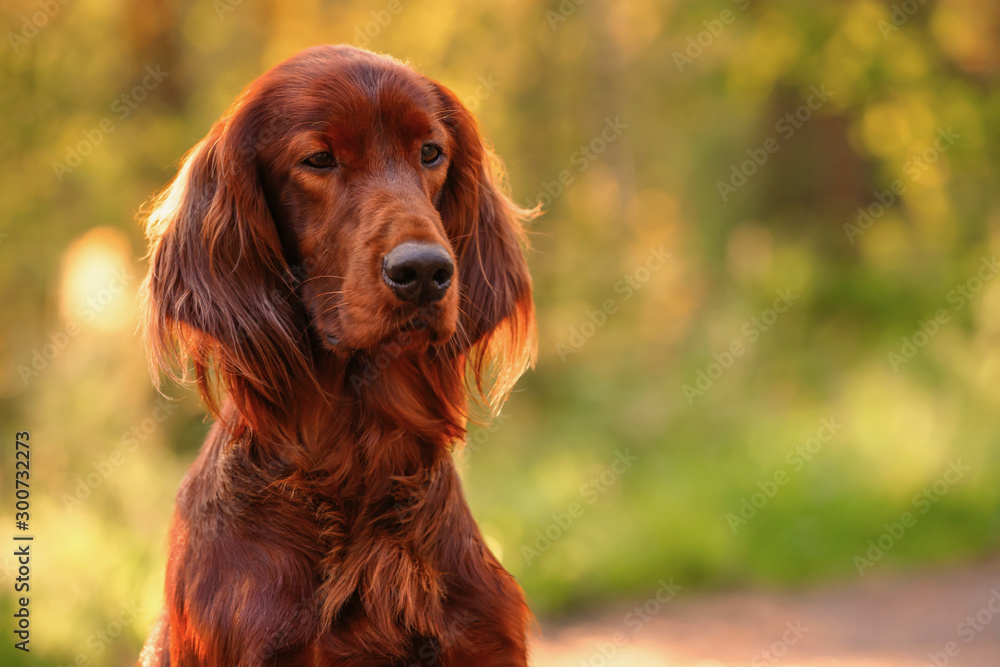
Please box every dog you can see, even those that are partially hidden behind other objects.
[137,45,537,666]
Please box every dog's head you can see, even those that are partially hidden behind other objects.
[141,46,536,435]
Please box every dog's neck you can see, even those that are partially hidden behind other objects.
[223,343,471,481]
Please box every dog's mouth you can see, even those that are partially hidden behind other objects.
[322,313,452,352]
[401,317,431,337]
[380,314,450,347]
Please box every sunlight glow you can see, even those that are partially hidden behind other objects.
[59,226,134,332]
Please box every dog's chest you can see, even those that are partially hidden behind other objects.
[265,479,460,653]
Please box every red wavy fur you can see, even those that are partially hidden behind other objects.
[137,45,537,666]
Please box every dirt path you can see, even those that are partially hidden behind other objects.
[531,559,1000,666]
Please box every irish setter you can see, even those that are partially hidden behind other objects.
[137,45,537,666]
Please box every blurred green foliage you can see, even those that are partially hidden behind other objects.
[2,0,1000,663]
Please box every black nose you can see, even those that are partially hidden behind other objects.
[382,242,454,304]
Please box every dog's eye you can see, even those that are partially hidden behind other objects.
[303,152,336,169]
[420,144,443,166]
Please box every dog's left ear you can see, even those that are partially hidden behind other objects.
[432,82,538,412]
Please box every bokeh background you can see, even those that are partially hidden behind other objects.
[3,0,1000,665]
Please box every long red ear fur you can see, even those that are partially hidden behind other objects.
[434,82,539,417]
[139,97,318,441]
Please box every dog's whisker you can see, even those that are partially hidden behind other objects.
[300,274,347,284]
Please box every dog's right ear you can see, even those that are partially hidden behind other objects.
[140,99,315,432]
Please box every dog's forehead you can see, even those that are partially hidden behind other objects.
[272,50,444,144]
